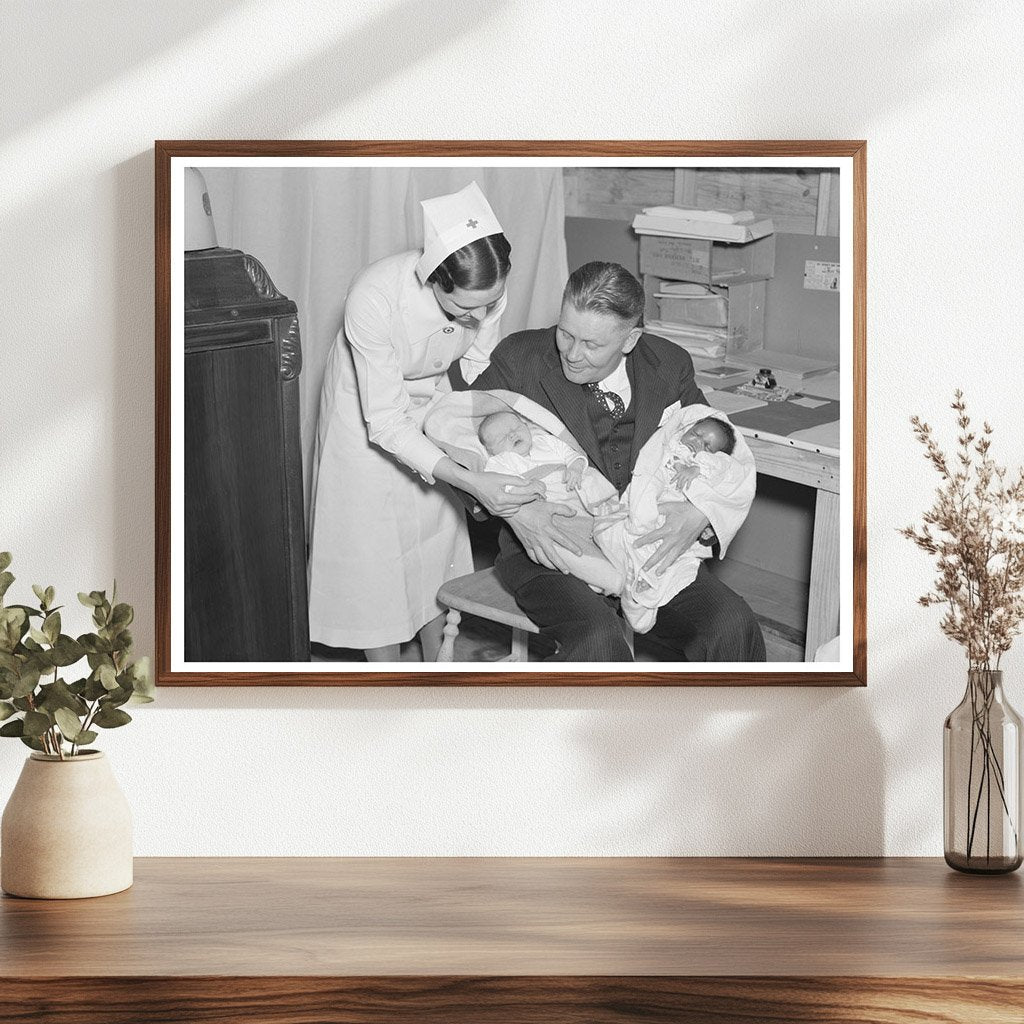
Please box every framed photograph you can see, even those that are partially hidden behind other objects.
[156,141,865,686]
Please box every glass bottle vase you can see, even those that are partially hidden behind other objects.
[943,669,1023,873]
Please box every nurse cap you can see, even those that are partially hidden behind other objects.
[415,181,504,285]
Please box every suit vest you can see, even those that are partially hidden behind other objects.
[585,394,636,495]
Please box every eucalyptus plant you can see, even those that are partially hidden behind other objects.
[0,552,153,759]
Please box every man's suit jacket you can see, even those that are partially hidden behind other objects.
[470,327,709,590]
[471,326,706,482]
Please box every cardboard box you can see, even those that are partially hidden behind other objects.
[639,232,775,286]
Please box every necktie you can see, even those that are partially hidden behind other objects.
[584,382,625,420]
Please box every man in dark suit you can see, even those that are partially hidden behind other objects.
[469,261,765,662]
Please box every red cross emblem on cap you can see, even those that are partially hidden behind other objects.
[466,218,478,228]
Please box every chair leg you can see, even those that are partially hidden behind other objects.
[510,627,530,662]
[436,608,461,662]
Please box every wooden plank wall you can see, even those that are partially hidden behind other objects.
[563,168,840,236]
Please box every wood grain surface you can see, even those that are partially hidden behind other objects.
[2,857,1021,1022]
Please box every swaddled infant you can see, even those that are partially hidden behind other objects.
[479,410,587,506]
[594,413,742,633]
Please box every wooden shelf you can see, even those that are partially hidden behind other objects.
[1,857,1022,1022]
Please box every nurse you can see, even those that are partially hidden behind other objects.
[307,182,542,662]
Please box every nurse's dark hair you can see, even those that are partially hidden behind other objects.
[563,261,645,327]
[428,233,512,293]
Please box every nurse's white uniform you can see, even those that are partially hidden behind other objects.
[307,250,506,648]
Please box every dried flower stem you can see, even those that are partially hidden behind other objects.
[903,392,1024,866]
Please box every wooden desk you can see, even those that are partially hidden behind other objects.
[2,858,1021,1023]
[705,383,841,660]
[742,431,840,660]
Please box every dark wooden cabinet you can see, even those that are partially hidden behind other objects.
[184,248,309,661]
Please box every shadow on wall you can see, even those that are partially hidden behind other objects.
[0,1,246,139]
[731,1,969,129]
[569,687,885,856]
[188,0,500,138]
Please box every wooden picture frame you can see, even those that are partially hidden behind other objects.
[156,141,866,686]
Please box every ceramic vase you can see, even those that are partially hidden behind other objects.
[944,669,1023,874]
[1,750,133,898]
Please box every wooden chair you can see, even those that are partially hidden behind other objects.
[435,566,633,662]
[436,567,539,662]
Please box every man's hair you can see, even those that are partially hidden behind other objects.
[562,261,645,327]
[695,416,737,456]
[428,233,512,294]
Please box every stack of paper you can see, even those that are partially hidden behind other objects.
[633,206,774,243]
[694,364,754,389]
[645,319,726,359]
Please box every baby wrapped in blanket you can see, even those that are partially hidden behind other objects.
[423,390,624,595]
[592,404,753,633]
[423,394,754,631]
[479,410,588,508]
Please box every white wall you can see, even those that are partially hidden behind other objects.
[1,0,1021,855]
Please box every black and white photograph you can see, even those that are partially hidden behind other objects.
[159,145,863,684]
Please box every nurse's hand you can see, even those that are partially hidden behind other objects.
[471,471,545,516]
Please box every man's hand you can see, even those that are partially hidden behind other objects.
[633,500,710,576]
[506,500,583,573]
[471,471,545,516]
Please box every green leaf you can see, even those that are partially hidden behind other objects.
[36,678,88,717]
[78,591,100,608]
[8,604,42,619]
[0,552,11,573]
[110,603,133,629]
[19,734,45,752]
[44,586,55,608]
[0,701,15,721]
[42,611,60,644]
[0,718,24,737]
[83,675,108,701]
[12,697,33,712]
[93,705,131,729]
[127,657,154,701]
[23,710,51,738]
[11,664,41,699]
[98,664,117,690]
[50,635,85,668]
[104,685,132,709]
[32,584,46,606]
[74,730,98,746]
[54,707,85,742]
[80,635,112,656]
[0,607,27,651]
[28,627,49,646]
[0,572,14,602]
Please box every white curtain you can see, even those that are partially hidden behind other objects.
[201,166,568,524]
